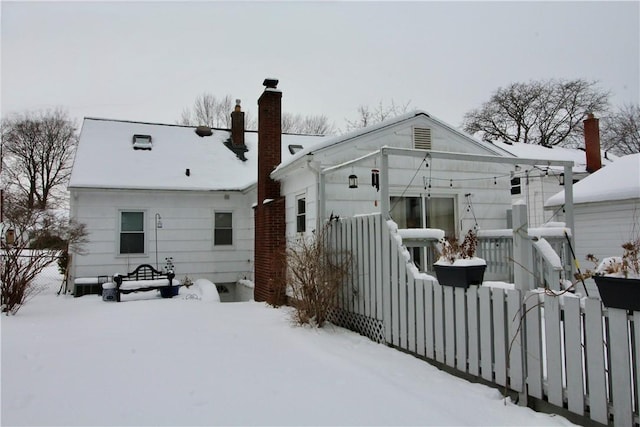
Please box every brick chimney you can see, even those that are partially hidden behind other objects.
[584,113,602,173]
[254,78,286,304]
[231,99,245,148]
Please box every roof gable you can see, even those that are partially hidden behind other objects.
[274,110,510,174]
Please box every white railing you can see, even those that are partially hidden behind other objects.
[327,213,638,426]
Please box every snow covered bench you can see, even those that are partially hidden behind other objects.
[113,264,176,302]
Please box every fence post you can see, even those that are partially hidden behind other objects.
[513,203,533,292]
[512,202,533,406]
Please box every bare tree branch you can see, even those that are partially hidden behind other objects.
[1,109,77,210]
[462,79,609,146]
[601,103,640,155]
[344,99,412,131]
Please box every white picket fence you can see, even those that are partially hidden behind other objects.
[327,213,639,426]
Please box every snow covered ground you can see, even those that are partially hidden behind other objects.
[1,266,575,426]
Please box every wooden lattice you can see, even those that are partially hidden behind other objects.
[328,308,385,344]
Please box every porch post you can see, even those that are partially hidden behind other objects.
[513,202,533,292]
[380,148,390,219]
[563,164,575,279]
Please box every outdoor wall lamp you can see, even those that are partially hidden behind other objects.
[348,174,358,189]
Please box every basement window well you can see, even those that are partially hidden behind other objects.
[132,134,152,150]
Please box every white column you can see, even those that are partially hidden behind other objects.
[513,202,533,292]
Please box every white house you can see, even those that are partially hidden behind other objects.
[69,78,585,303]
[67,101,324,298]
[545,152,640,295]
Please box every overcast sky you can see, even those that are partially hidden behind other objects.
[1,1,638,132]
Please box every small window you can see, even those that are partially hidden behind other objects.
[296,197,306,233]
[132,134,152,150]
[413,127,432,150]
[510,177,521,195]
[120,211,145,254]
[214,212,233,246]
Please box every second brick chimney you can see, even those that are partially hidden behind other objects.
[254,78,286,304]
[231,99,245,148]
[584,113,602,173]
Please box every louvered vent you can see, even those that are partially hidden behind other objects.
[413,127,432,150]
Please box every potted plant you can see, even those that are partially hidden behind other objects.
[434,229,487,288]
[582,238,640,310]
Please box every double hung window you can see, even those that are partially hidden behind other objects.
[120,211,145,254]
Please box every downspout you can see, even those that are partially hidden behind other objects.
[380,147,390,220]
[306,155,323,232]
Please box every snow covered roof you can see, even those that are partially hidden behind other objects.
[488,140,617,173]
[274,110,510,173]
[545,153,640,207]
[69,118,325,191]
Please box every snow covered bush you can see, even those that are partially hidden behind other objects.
[285,223,352,327]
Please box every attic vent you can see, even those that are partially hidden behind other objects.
[132,134,152,150]
[413,127,431,150]
[288,144,304,154]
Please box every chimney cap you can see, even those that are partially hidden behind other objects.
[263,78,279,89]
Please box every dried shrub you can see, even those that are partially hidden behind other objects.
[286,224,352,327]
[579,238,640,280]
[438,229,479,264]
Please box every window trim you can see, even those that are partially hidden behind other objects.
[213,210,234,248]
[117,209,147,256]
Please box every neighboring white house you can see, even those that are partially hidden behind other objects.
[545,153,640,295]
[67,108,324,297]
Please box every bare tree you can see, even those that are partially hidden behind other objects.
[1,109,77,210]
[462,79,609,146]
[179,92,335,134]
[601,103,640,155]
[281,112,336,135]
[1,203,87,315]
[179,93,235,128]
[344,99,412,131]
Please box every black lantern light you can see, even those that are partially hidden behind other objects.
[348,174,358,189]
